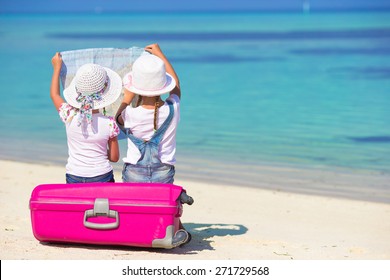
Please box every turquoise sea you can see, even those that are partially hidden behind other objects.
[0,11,389,196]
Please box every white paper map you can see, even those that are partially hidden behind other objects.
[59,47,145,116]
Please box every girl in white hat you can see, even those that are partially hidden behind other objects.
[116,44,190,246]
[116,44,181,184]
[50,53,122,183]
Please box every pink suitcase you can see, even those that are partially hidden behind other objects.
[29,183,193,249]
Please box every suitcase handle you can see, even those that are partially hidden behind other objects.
[83,198,119,230]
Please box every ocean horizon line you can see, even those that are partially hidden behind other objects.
[1,7,390,16]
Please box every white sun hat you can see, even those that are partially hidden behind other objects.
[122,54,176,97]
[63,63,122,109]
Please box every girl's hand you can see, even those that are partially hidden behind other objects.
[145,43,165,59]
[51,52,62,73]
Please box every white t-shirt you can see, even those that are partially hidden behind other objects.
[59,103,120,177]
[121,94,180,165]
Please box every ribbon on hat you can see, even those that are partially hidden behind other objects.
[75,81,108,126]
[76,93,102,126]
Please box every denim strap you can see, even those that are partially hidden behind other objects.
[125,100,174,166]
[125,100,174,146]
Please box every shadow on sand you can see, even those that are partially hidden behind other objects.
[41,223,248,256]
[173,223,248,254]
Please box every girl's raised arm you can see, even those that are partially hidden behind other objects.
[50,52,65,110]
[144,44,181,99]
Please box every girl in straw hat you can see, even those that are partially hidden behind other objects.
[116,44,190,245]
[50,53,121,183]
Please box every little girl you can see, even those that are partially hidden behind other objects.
[116,44,181,184]
[50,53,122,183]
[116,44,190,246]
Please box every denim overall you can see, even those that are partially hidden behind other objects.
[122,101,175,183]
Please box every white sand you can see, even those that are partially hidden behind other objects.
[1,159,389,260]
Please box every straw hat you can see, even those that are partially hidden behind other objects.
[64,63,122,109]
[122,54,176,97]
